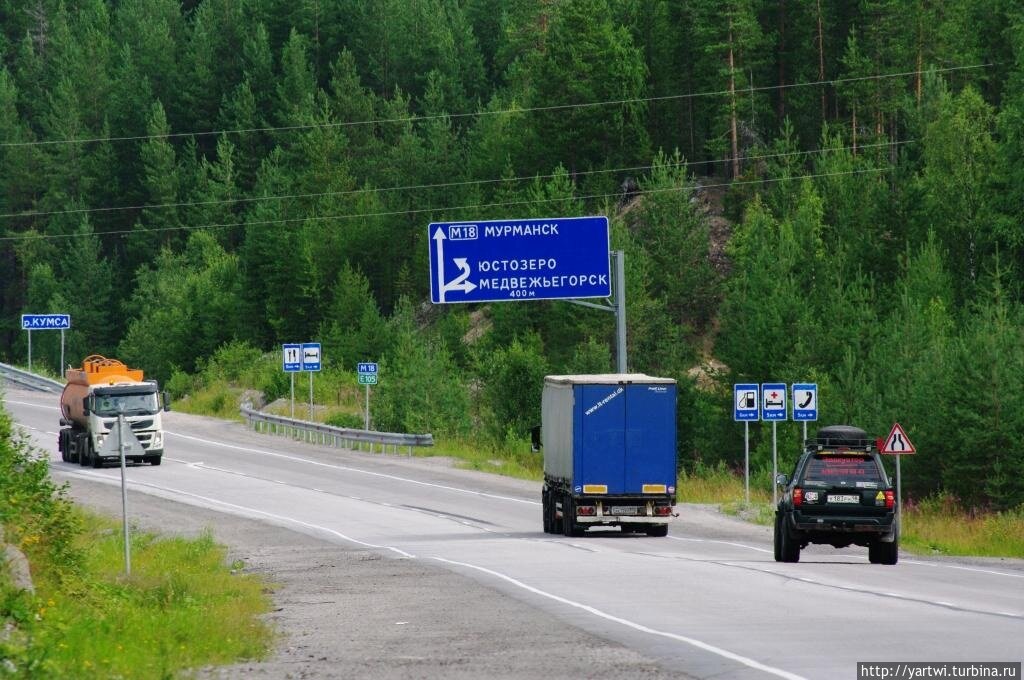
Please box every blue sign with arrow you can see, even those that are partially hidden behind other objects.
[761,383,787,422]
[282,344,302,372]
[791,383,817,421]
[733,383,760,422]
[428,216,611,304]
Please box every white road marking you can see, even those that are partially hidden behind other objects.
[431,556,808,680]
[165,430,539,506]
[668,536,773,554]
[903,559,1024,579]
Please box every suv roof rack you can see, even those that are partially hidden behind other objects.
[804,425,876,452]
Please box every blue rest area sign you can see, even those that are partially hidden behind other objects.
[22,313,70,330]
[302,343,321,372]
[428,216,611,304]
[733,383,759,422]
[791,383,818,421]
[761,383,787,422]
[282,344,301,372]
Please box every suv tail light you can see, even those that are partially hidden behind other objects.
[884,489,895,509]
[793,487,804,507]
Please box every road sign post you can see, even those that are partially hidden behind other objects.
[881,423,916,539]
[734,383,759,504]
[283,344,301,418]
[21,314,71,374]
[761,383,787,507]
[357,363,378,431]
[302,343,321,421]
[791,383,818,446]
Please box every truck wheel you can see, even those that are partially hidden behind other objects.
[562,497,584,537]
[77,434,90,467]
[542,491,552,533]
[778,515,800,563]
[59,432,68,462]
[869,538,898,565]
[90,442,103,468]
[773,514,783,561]
[147,455,162,466]
[646,524,668,537]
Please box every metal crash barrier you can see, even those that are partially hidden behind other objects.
[240,404,433,455]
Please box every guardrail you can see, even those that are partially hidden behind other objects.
[0,362,64,393]
[240,404,434,455]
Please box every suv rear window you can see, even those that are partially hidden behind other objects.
[801,455,884,486]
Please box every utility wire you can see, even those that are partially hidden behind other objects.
[0,167,892,243]
[0,139,908,222]
[0,63,990,149]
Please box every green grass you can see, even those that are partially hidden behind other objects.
[424,437,544,481]
[3,511,273,679]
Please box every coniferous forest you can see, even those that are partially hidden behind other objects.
[2,1,1024,510]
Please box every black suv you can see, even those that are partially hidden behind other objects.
[774,425,898,564]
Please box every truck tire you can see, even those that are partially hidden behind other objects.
[90,440,103,468]
[646,524,669,537]
[146,455,162,467]
[869,538,898,565]
[59,431,68,462]
[562,496,584,537]
[77,433,90,467]
[542,490,552,533]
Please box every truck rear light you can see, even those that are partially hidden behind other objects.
[654,506,672,516]
[576,505,596,516]
[793,487,804,507]
[885,489,895,509]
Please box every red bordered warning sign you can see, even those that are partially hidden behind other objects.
[881,422,916,454]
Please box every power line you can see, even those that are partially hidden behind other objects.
[0,139,908,222]
[0,166,892,243]
[0,64,990,149]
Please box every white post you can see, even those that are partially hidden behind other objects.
[290,373,295,419]
[744,421,750,505]
[772,421,778,507]
[896,455,902,537]
[364,384,370,430]
[309,371,314,421]
[60,329,65,376]
[27,329,32,373]
[118,411,131,576]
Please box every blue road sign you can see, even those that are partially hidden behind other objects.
[761,383,787,422]
[282,344,302,372]
[733,383,760,422]
[428,216,611,304]
[792,383,818,421]
[21,313,70,330]
[357,362,378,375]
[302,343,321,372]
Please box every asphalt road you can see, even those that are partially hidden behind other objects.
[4,387,1023,680]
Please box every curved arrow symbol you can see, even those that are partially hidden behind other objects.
[434,228,477,301]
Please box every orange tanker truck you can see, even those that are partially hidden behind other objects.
[58,355,169,467]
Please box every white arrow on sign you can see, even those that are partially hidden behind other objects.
[433,228,477,302]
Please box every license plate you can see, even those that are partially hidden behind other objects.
[610,506,638,516]
[829,494,860,504]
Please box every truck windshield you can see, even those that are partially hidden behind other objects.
[801,455,884,487]
[94,392,160,416]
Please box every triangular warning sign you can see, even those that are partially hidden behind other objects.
[881,422,916,454]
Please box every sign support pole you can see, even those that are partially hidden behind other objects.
[744,421,750,505]
[290,373,295,419]
[896,455,902,537]
[364,384,370,430]
[27,330,32,373]
[309,371,314,421]
[613,250,627,373]
[60,329,65,375]
[772,422,778,507]
[118,410,131,576]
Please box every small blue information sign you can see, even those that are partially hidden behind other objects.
[282,344,301,372]
[428,216,610,304]
[733,383,760,422]
[357,362,378,374]
[791,383,818,421]
[302,343,321,372]
[21,313,70,330]
[761,383,787,422]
